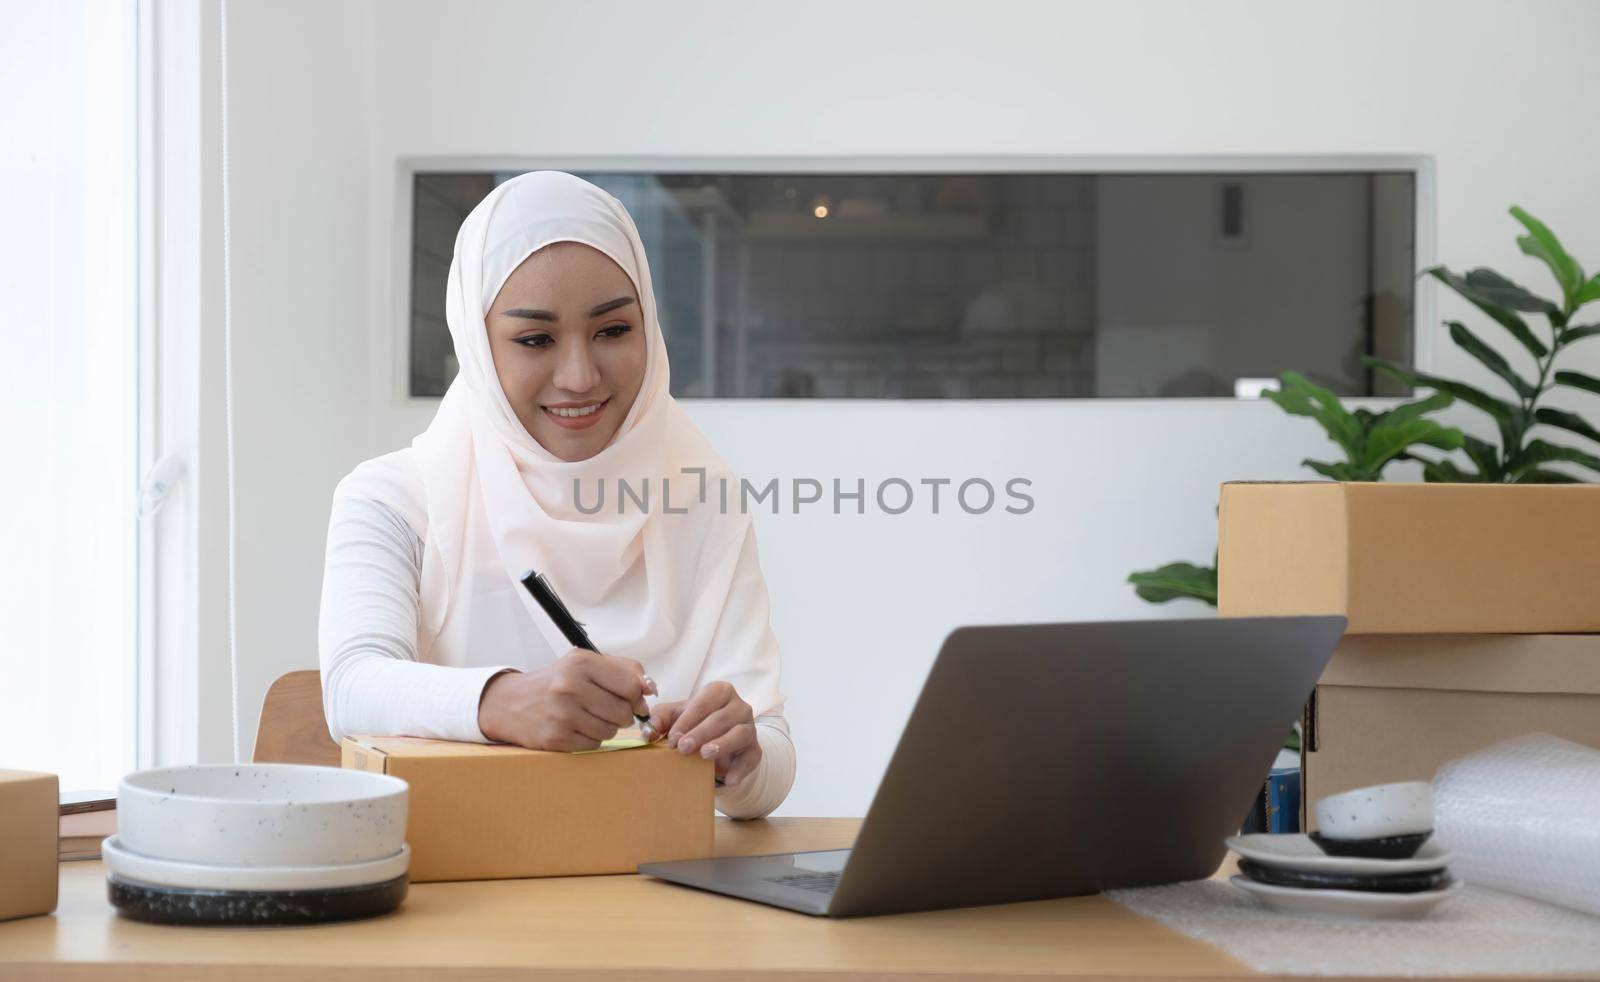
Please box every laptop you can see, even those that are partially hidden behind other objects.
[639,615,1346,917]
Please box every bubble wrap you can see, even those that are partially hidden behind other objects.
[1108,881,1600,976]
[1433,732,1600,916]
[1107,733,1600,975]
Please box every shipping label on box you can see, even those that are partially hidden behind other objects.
[343,736,714,882]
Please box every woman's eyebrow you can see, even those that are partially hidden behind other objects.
[503,296,636,321]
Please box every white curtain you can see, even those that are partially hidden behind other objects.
[0,0,139,791]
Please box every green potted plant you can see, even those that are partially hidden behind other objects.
[1127,373,1462,606]
[1128,204,1597,606]
[1371,206,1600,483]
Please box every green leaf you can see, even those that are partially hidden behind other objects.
[1507,439,1600,480]
[1368,358,1525,451]
[1379,389,1454,425]
[1520,468,1587,484]
[1448,321,1538,399]
[1555,370,1600,396]
[1462,435,1504,482]
[1368,360,1516,420]
[1356,391,1467,479]
[1128,562,1218,606]
[1361,416,1464,473]
[1558,324,1600,349]
[1264,371,1363,461]
[1412,455,1477,483]
[1535,407,1600,445]
[1511,205,1585,304]
[1302,459,1370,481]
[1415,430,1465,451]
[1459,267,1563,315]
[1576,274,1600,309]
[1426,267,1550,358]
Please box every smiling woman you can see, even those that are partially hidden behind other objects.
[488,243,648,462]
[320,172,795,818]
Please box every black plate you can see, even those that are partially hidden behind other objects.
[1308,830,1432,859]
[108,874,407,926]
[1237,857,1450,894]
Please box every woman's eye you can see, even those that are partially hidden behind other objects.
[515,334,553,349]
[597,324,633,340]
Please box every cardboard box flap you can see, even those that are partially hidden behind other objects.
[345,735,566,759]
[1322,635,1600,695]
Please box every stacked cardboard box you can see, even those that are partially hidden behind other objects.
[1217,481,1600,830]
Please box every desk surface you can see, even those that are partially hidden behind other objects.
[0,817,1259,981]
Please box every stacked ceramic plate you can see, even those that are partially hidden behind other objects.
[1225,781,1462,920]
[104,764,409,925]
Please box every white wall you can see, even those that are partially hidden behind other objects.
[211,0,1600,817]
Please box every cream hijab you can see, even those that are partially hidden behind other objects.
[360,171,778,713]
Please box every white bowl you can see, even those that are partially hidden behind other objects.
[118,764,407,867]
[102,835,410,891]
[1314,781,1433,840]
[1226,833,1453,875]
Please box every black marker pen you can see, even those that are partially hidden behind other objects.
[519,569,659,742]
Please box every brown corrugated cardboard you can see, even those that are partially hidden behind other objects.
[1218,481,1600,633]
[0,769,58,921]
[342,736,714,882]
[1301,635,1600,830]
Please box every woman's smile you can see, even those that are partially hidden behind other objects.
[541,397,611,430]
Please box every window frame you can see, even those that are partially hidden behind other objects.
[387,155,1436,410]
[137,0,229,770]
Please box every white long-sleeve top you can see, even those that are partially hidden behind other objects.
[317,489,796,820]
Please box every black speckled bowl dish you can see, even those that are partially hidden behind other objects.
[108,874,408,925]
[1238,857,1450,894]
[1308,830,1433,860]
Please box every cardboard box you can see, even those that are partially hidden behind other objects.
[342,736,714,882]
[1301,634,1600,830]
[0,769,58,921]
[1218,481,1600,633]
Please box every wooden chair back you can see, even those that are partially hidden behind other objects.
[252,670,342,767]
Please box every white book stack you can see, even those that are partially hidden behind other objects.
[59,792,116,862]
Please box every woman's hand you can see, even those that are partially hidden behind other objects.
[648,681,761,789]
[478,648,656,751]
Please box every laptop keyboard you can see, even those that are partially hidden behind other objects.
[765,871,841,894]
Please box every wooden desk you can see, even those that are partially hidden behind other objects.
[0,818,1256,981]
